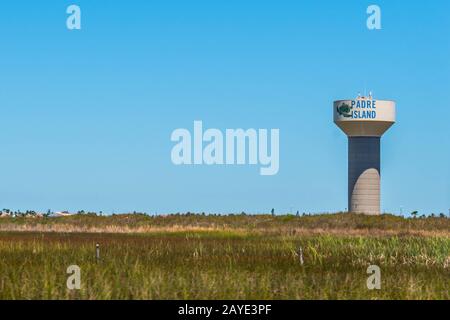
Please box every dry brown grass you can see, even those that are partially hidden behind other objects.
[0,223,448,238]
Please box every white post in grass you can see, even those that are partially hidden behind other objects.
[298,247,304,265]
[96,243,100,262]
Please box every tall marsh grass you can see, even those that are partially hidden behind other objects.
[0,230,448,299]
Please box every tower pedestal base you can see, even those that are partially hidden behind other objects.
[348,137,381,215]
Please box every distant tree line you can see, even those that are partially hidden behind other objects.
[0,208,449,219]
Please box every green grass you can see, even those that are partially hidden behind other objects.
[0,225,448,299]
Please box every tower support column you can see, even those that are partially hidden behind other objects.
[348,137,380,215]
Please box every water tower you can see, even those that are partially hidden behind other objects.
[334,94,396,215]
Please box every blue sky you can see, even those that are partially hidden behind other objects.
[0,1,449,215]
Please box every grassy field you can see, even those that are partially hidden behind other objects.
[0,213,448,299]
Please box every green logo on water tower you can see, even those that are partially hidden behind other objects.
[337,102,353,118]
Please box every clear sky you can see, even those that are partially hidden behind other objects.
[0,1,449,215]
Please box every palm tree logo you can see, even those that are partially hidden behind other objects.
[337,102,353,118]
